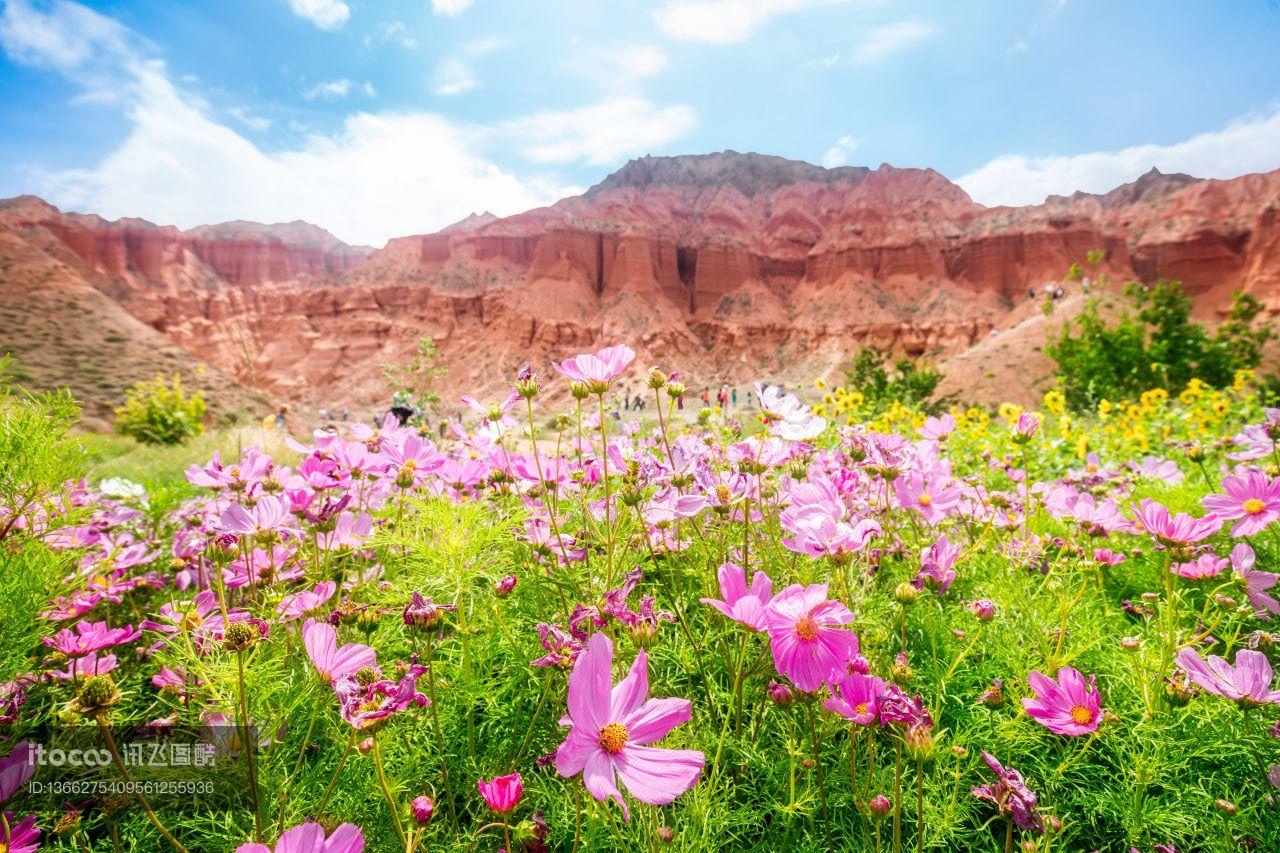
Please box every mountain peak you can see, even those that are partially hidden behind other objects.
[587,151,874,197]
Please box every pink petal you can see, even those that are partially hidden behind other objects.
[623,697,692,745]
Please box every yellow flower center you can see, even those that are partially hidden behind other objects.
[855,702,869,716]
[1243,498,1266,515]
[598,722,630,754]
[1070,705,1094,725]
[795,615,820,641]
[917,493,933,506]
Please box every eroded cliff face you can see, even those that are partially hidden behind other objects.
[3,153,1279,409]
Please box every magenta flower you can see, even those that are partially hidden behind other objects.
[700,562,774,631]
[823,672,886,726]
[334,664,429,730]
[410,795,434,825]
[1231,543,1280,620]
[477,773,523,813]
[554,633,704,820]
[236,821,364,853]
[0,813,40,853]
[1093,548,1127,567]
[972,752,1044,834]
[1014,412,1040,439]
[1131,498,1222,547]
[551,345,635,393]
[43,620,141,658]
[1202,470,1280,537]
[1176,647,1280,705]
[763,584,860,692]
[0,742,35,803]
[303,619,376,685]
[1022,667,1102,736]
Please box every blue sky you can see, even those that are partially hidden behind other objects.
[1,0,1278,245]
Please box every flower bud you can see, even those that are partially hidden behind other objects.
[647,368,668,390]
[494,575,518,597]
[78,674,120,712]
[894,582,919,605]
[357,737,374,754]
[657,826,675,844]
[1214,798,1237,816]
[903,724,936,763]
[570,382,590,401]
[223,621,258,652]
[977,680,1004,707]
[768,682,795,706]
[890,651,913,685]
[411,795,435,825]
[869,795,892,819]
[967,599,996,621]
[1120,636,1141,652]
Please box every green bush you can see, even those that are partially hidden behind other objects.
[114,373,206,445]
[1047,279,1271,411]
[843,346,953,414]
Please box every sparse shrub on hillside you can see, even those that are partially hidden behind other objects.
[842,346,953,414]
[382,336,447,415]
[1048,279,1271,411]
[113,372,206,444]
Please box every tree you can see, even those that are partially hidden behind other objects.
[114,373,206,444]
[1047,279,1271,410]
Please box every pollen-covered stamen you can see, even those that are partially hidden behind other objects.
[1069,705,1094,725]
[598,722,630,754]
[795,615,820,641]
[855,702,869,716]
[918,493,933,506]
[1243,498,1266,515]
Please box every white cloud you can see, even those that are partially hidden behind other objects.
[285,0,349,31]
[6,1,699,245]
[0,0,130,70]
[227,106,271,131]
[500,97,697,166]
[654,0,866,45]
[430,37,507,96]
[432,0,473,18]
[300,79,375,100]
[568,45,668,89]
[364,20,416,49]
[957,106,1280,206]
[851,19,935,64]
[821,135,859,168]
[432,59,476,96]
[36,63,571,246]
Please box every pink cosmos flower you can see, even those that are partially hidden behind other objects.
[1022,667,1102,736]
[1014,413,1040,439]
[1131,498,1222,547]
[554,633,704,820]
[1093,548,1127,567]
[823,672,886,726]
[1173,553,1227,580]
[219,495,300,543]
[894,471,961,525]
[47,651,117,681]
[755,384,827,441]
[236,821,364,853]
[700,562,774,631]
[278,582,337,621]
[0,813,40,853]
[43,620,140,658]
[918,413,955,441]
[1231,543,1280,620]
[551,345,635,393]
[1202,470,1280,537]
[914,534,960,593]
[780,507,881,560]
[461,389,522,423]
[477,773,523,813]
[303,619,376,685]
[763,584,860,692]
[1176,647,1280,705]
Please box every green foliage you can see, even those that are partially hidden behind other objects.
[114,373,207,445]
[1047,279,1271,411]
[844,347,953,414]
[382,337,448,414]
[0,357,83,680]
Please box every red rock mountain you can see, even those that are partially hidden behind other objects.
[3,152,1280,418]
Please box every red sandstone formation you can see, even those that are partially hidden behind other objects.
[2,152,1279,413]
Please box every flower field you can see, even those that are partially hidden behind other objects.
[4,345,1280,852]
